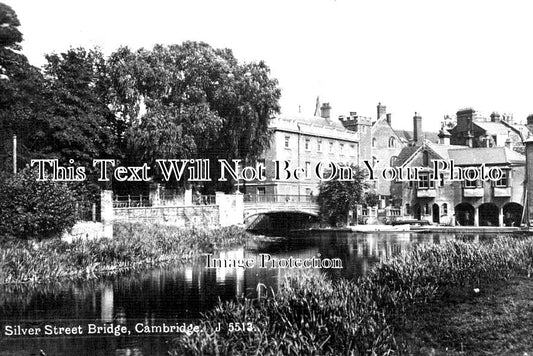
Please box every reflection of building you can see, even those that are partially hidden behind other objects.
[391,140,526,226]
[245,102,360,196]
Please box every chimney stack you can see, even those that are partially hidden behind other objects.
[377,102,386,120]
[413,112,423,144]
[490,112,501,122]
[320,103,331,119]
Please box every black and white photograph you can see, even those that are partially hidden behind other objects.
[1,1,533,355]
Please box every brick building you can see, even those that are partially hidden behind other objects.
[391,141,526,226]
[244,105,360,196]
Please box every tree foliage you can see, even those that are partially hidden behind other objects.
[0,168,77,240]
[105,42,281,188]
[1,3,281,194]
[317,166,368,226]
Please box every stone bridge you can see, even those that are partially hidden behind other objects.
[243,195,320,221]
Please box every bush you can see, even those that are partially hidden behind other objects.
[0,168,77,240]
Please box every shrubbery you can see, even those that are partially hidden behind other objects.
[0,168,77,240]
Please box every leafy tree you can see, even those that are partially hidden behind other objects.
[317,165,368,226]
[0,168,77,240]
[364,191,380,208]
[0,2,47,171]
[105,42,281,190]
[33,48,119,168]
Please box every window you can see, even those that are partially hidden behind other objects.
[317,140,322,152]
[257,187,266,195]
[329,141,334,153]
[305,161,311,179]
[388,137,396,148]
[372,137,377,148]
[442,203,448,215]
[305,138,310,150]
[418,173,435,189]
[424,203,430,215]
[284,136,290,148]
[408,180,414,188]
[464,179,478,188]
[423,151,429,166]
[390,156,398,166]
[495,170,508,187]
[405,203,411,215]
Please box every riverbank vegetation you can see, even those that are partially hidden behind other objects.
[0,222,250,284]
[170,236,533,355]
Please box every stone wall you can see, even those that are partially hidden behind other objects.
[113,205,220,228]
[109,191,243,228]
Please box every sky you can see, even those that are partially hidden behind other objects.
[6,0,533,132]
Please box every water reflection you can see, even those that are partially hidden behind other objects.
[0,232,490,355]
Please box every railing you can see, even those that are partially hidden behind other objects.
[192,194,216,205]
[244,194,317,204]
[113,195,151,208]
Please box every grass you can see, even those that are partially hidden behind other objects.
[0,222,250,284]
[396,276,533,355]
[169,236,533,355]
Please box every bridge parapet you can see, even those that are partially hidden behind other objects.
[243,195,320,219]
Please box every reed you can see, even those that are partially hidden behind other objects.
[0,222,250,284]
[171,236,533,355]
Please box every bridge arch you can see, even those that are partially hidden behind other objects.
[245,211,320,231]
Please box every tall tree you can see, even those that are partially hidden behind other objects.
[106,42,281,190]
[0,2,47,171]
[34,48,119,168]
[317,165,368,226]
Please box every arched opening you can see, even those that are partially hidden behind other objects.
[503,203,523,227]
[388,136,396,148]
[479,203,499,226]
[432,203,440,223]
[413,203,421,220]
[455,203,474,226]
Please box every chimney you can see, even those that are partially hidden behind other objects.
[413,112,422,144]
[377,102,386,120]
[490,112,500,122]
[320,103,331,119]
[438,129,451,145]
[386,113,392,126]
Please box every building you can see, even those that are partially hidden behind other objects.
[448,108,527,151]
[244,104,360,196]
[340,103,438,209]
[391,141,526,226]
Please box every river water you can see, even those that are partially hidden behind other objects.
[0,231,486,355]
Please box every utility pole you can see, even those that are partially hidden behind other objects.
[13,135,17,175]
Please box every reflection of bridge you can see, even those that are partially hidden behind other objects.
[243,195,320,220]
